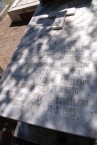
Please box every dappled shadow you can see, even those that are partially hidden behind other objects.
[1,0,97,142]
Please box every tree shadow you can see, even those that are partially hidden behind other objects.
[0,0,97,143]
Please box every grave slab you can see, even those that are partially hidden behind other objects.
[8,0,39,22]
[0,0,97,139]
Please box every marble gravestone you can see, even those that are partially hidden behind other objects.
[0,0,97,139]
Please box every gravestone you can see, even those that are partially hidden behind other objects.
[0,0,5,12]
[0,0,97,139]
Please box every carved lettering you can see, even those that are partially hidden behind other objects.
[37,85,46,92]
[56,97,88,107]
[61,62,89,68]
[60,78,90,86]
[63,108,76,116]
[53,86,78,94]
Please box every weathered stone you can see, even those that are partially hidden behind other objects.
[0,0,5,12]
[0,0,97,139]
[52,11,66,29]
[48,11,58,19]
[14,122,95,145]
[65,8,76,16]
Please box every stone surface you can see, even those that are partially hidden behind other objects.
[0,0,97,139]
[14,122,95,145]
[8,0,39,22]
[0,0,5,12]
[52,11,66,29]
[14,122,59,145]
[48,11,58,19]
[0,5,9,20]
[65,8,76,16]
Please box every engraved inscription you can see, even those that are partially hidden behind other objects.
[1,1,97,139]
[52,86,79,94]
[11,95,42,111]
[56,97,88,108]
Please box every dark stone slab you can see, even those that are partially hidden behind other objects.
[39,0,64,5]
[0,0,97,139]
[14,122,59,145]
[14,122,95,145]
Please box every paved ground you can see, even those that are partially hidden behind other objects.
[0,14,27,70]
